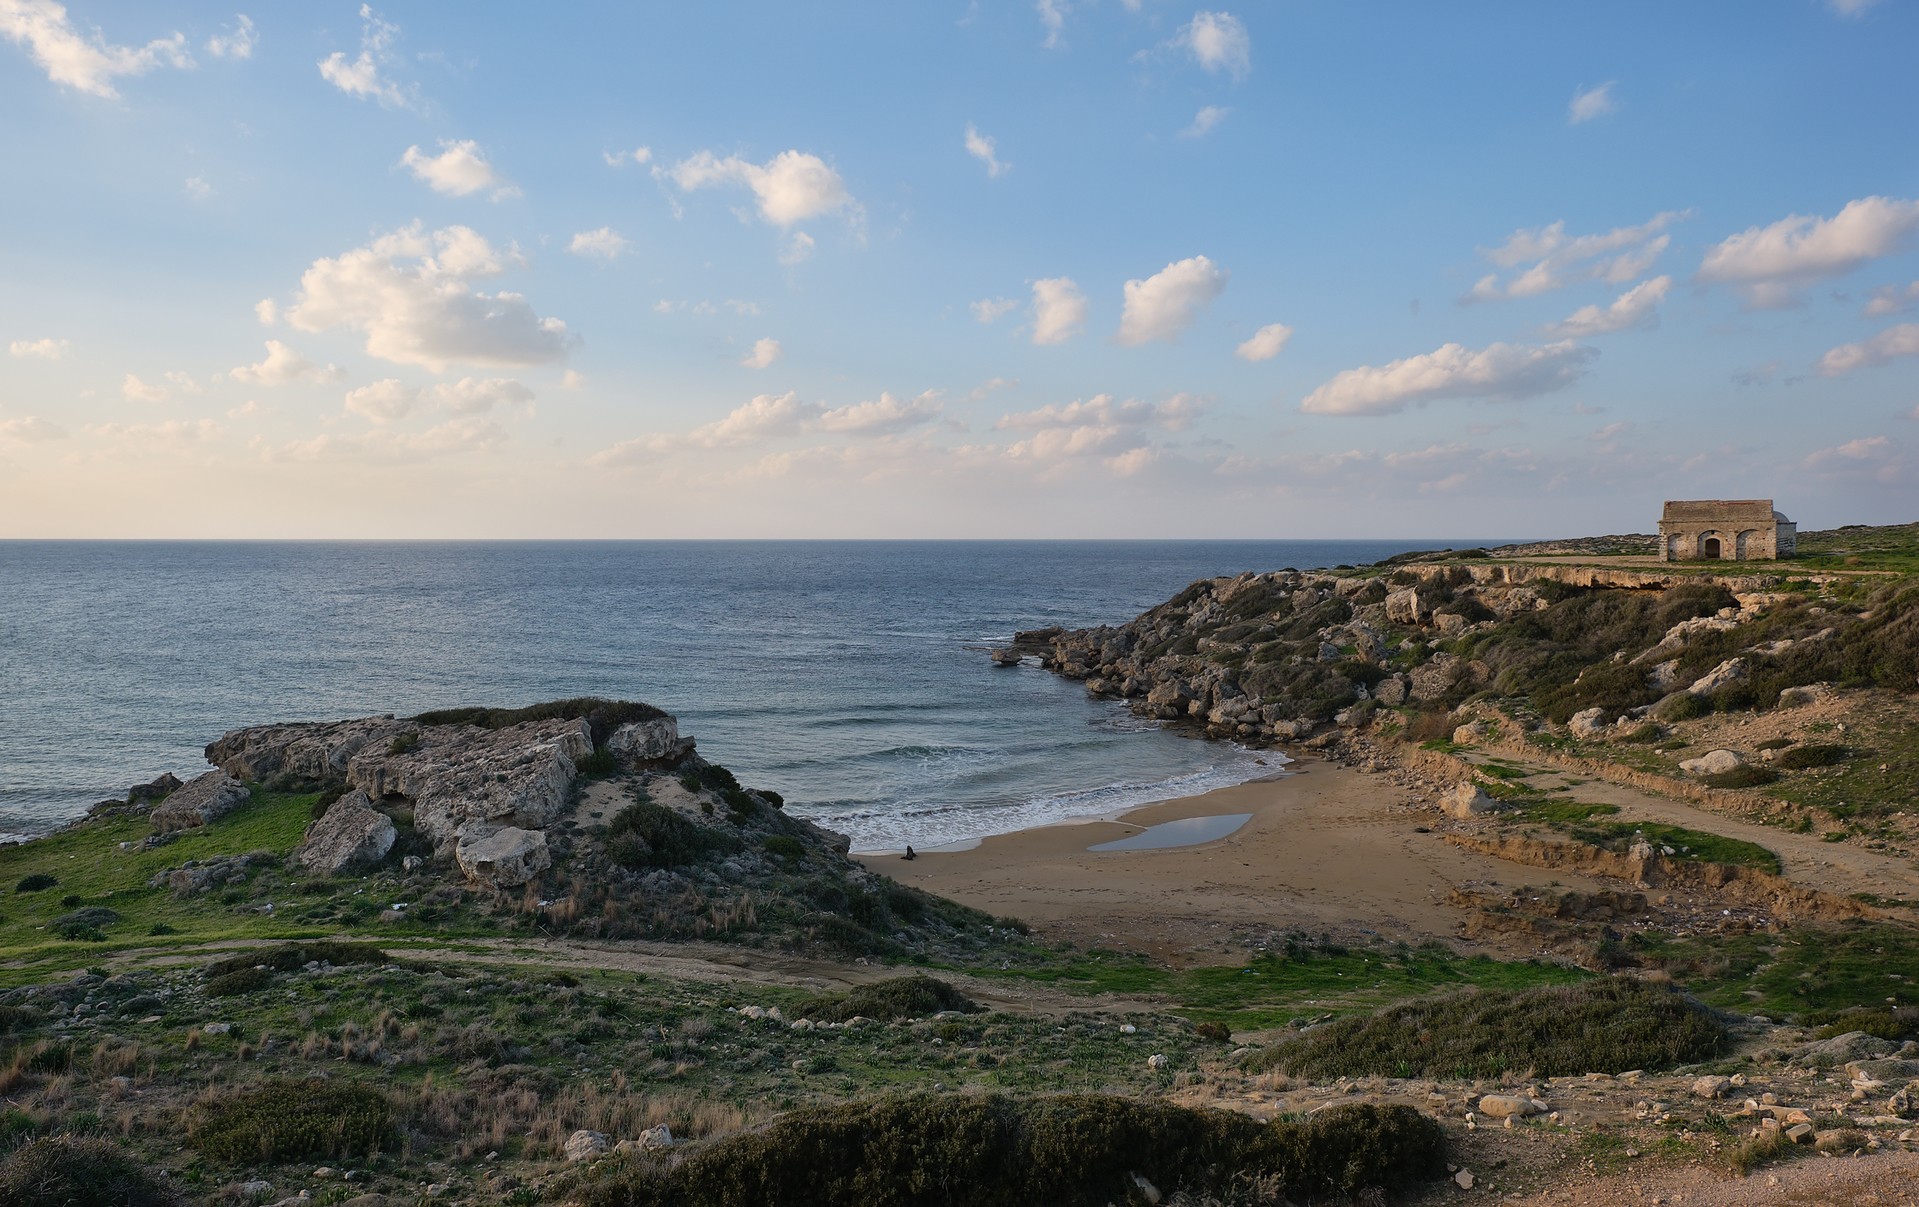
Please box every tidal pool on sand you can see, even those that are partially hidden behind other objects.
[1087,812,1252,852]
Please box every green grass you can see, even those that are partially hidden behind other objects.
[1628,922,1919,1019]
[1510,800,1620,826]
[977,943,1585,1031]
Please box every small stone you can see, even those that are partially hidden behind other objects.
[564,1129,609,1162]
[313,1167,336,1179]
[1692,1075,1732,1100]
[1476,1094,1546,1119]
[1454,1169,1475,1189]
[1147,1054,1168,1071]
[638,1123,673,1150]
[203,1022,232,1035]
[1786,1123,1815,1144]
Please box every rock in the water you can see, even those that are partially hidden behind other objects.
[151,770,252,831]
[606,716,682,764]
[455,826,550,888]
[127,772,183,803]
[1568,707,1608,740]
[1678,748,1745,777]
[1442,782,1501,820]
[291,790,397,876]
[563,1129,608,1162]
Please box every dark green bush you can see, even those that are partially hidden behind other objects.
[576,746,620,778]
[14,874,56,893]
[204,941,387,979]
[0,1135,183,1207]
[408,698,667,747]
[762,835,806,864]
[563,1094,1443,1207]
[188,1078,394,1163]
[1703,765,1780,789]
[606,802,739,870]
[794,976,979,1023]
[1776,743,1848,770]
[1813,1005,1919,1041]
[1249,979,1725,1079]
[387,732,421,756]
[205,967,275,997]
[51,908,119,942]
[1653,692,1711,722]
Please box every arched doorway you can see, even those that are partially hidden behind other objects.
[1701,536,1722,559]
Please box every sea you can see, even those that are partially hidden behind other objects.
[0,540,1472,851]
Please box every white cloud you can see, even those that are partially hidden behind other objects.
[972,297,1018,324]
[427,376,533,416]
[0,415,67,441]
[226,400,260,419]
[121,373,167,402]
[1699,197,1919,307]
[0,0,191,99]
[1181,105,1230,138]
[183,175,213,200]
[1801,435,1897,482]
[400,140,516,200]
[8,337,68,359]
[1117,255,1228,345]
[594,391,811,465]
[1037,0,1067,48]
[665,149,853,227]
[318,4,409,108]
[964,124,1009,177]
[286,222,570,371]
[1235,323,1293,362]
[254,298,278,326]
[1567,81,1617,124]
[1827,0,1881,16]
[568,226,629,259]
[1468,210,1684,301]
[780,231,816,265]
[602,146,651,166]
[1818,323,1919,376]
[1547,276,1670,337]
[817,390,943,435]
[229,339,342,385]
[205,13,254,59]
[86,418,220,443]
[1030,277,1087,345]
[997,393,1203,432]
[1179,11,1250,78]
[1301,340,1596,416]
[741,337,782,369]
[273,416,506,463]
[343,378,417,423]
[163,370,202,394]
[1865,281,1919,317]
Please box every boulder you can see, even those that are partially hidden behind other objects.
[1476,1094,1546,1119]
[606,716,682,764]
[1687,657,1748,697]
[563,1130,608,1162]
[455,826,550,889]
[1691,1075,1732,1099]
[1384,587,1429,626]
[1796,1031,1898,1069]
[1452,721,1491,746]
[1568,707,1608,740]
[1776,683,1836,709]
[151,770,252,831]
[1371,676,1408,707]
[1442,782,1501,820]
[291,790,397,876]
[1408,653,1461,703]
[1678,748,1745,777]
[127,772,183,803]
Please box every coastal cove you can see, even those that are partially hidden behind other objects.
[0,539,1476,849]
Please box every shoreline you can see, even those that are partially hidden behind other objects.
[875,754,1610,963]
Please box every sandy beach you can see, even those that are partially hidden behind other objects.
[876,756,1608,962]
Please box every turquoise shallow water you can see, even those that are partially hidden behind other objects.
[0,539,1474,850]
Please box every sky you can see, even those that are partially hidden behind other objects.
[1,1,1916,539]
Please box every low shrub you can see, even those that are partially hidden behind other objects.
[1813,1005,1919,1041]
[1727,1127,1795,1175]
[1248,979,1726,1079]
[205,966,275,997]
[1194,1020,1233,1043]
[605,801,740,870]
[188,1078,395,1163]
[563,1094,1443,1207]
[1702,765,1780,789]
[1776,743,1848,770]
[409,698,667,748]
[204,941,387,979]
[1653,693,1711,722]
[0,1135,183,1207]
[51,908,120,942]
[576,746,620,778]
[387,732,421,756]
[793,976,979,1023]
[762,834,806,864]
[14,874,57,893]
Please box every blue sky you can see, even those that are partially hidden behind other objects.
[2,0,1916,538]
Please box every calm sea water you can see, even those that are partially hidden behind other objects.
[0,540,1469,850]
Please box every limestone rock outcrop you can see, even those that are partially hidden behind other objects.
[455,826,550,888]
[606,716,682,763]
[1678,749,1745,777]
[151,770,252,831]
[1442,782,1501,820]
[291,790,397,875]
